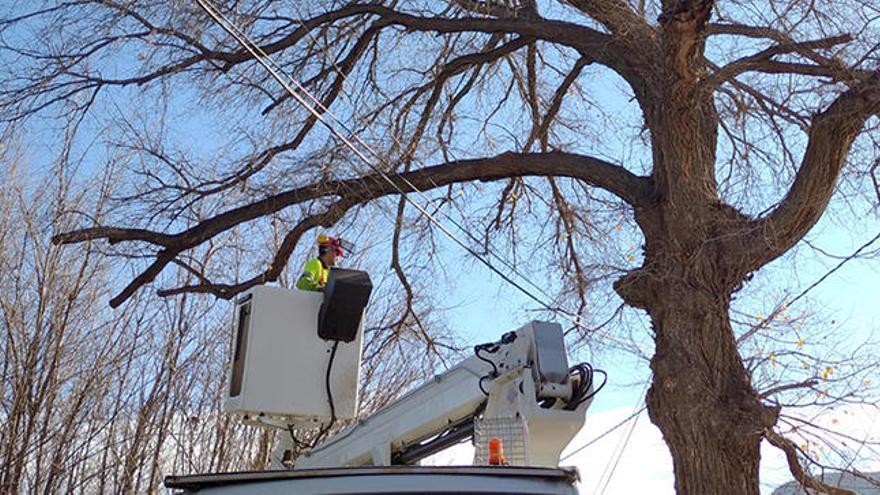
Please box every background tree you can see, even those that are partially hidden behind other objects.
[0,134,429,493]
[0,135,275,493]
[1,1,879,493]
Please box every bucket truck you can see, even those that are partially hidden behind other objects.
[165,271,604,494]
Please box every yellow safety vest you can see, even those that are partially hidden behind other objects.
[296,258,328,291]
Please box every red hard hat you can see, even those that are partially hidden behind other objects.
[317,234,344,257]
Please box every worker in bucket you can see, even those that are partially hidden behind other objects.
[296,234,343,291]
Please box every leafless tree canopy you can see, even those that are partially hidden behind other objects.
[1,0,879,493]
[0,142,446,493]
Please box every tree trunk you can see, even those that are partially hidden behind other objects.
[648,282,778,493]
[615,86,781,491]
[616,206,780,494]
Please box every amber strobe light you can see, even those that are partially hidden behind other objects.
[488,437,506,465]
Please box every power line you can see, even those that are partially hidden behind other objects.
[560,404,646,461]
[787,230,880,309]
[560,379,649,492]
[597,404,641,494]
[594,380,648,493]
[738,229,880,345]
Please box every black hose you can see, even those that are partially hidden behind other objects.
[326,340,339,422]
[311,340,340,447]
[474,345,499,376]
[580,368,607,404]
[566,362,606,410]
[474,341,502,396]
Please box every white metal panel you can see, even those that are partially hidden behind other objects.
[224,285,363,421]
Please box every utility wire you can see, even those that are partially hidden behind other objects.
[787,230,880,309]
[738,229,880,345]
[561,379,649,491]
[594,382,649,494]
[560,404,646,461]
[192,0,634,347]
[597,404,641,495]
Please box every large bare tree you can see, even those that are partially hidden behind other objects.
[2,0,879,493]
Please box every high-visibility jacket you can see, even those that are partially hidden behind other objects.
[296,258,328,291]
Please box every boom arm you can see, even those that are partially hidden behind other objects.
[278,321,597,470]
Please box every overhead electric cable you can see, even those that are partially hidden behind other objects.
[560,379,649,487]
[597,404,640,495]
[560,404,646,461]
[594,380,649,494]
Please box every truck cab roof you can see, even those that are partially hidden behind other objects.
[164,465,581,494]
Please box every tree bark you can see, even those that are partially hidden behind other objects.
[617,241,779,494]
[652,284,776,493]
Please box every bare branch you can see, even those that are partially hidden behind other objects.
[747,72,880,269]
[52,227,175,247]
[705,34,855,88]
[766,429,856,495]
[58,151,648,305]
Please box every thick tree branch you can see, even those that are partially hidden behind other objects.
[564,0,654,42]
[228,4,647,103]
[359,4,641,84]
[56,151,650,305]
[52,227,175,247]
[193,4,630,78]
[747,72,880,270]
[707,23,873,84]
[110,250,175,307]
[707,23,783,39]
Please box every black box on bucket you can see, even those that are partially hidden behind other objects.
[318,268,372,342]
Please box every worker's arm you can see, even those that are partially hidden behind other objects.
[296,258,324,291]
